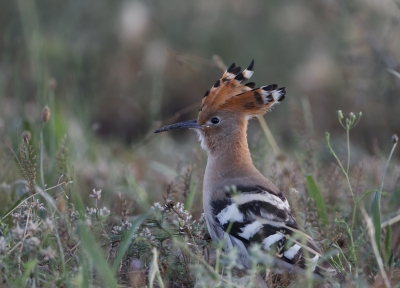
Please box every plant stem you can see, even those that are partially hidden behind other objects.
[40,124,45,189]
[327,136,358,274]
[346,128,350,174]
[379,141,397,190]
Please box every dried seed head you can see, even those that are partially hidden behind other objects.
[28,222,41,234]
[21,130,31,141]
[392,134,399,144]
[41,106,51,123]
[42,217,54,232]
[41,247,56,260]
[26,237,40,250]
[11,224,24,240]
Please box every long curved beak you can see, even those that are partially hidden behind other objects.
[154,119,201,133]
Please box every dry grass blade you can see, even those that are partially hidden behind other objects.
[361,208,391,288]
[381,213,400,228]
[148,248,165,288]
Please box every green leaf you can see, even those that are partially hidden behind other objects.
[111,210,152,273]
[78,222,119,288]
[384,224,392,265]
[305,175,328,225]
[371,191,382,254]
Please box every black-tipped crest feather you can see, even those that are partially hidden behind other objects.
[247,59,254,71]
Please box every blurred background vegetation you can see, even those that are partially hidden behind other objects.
[1,0,400,222]
[1,1,400,286]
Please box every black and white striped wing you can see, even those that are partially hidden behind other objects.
[210,185,336,277]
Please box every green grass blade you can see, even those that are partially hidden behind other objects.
[384,224,392,265]
[72,254,90,287]
[78,222,119,288]
[184,181,197,212]
[371,191,382,254]
[306,175,328,225]
[111,210,152,274]
[23,260,37,284]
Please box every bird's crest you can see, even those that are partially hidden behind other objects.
[198,60,285,123]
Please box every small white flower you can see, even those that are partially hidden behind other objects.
[151,202,164,212]
[90,189,102,200]
[11,212,22,222]
[31,199,45,211]
[99,206,110,216]
[86,207,96,216]
[123,221,132,230]
[140,228,153,239]
[112,226,122,234]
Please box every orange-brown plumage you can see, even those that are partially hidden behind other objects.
[198,61,257,124]
[197,60,285,125]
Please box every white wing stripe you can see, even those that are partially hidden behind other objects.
[238,221,263,239]
[233,192,290,210]
[262,233,284,250]
[217,204,244,225]
[306,254,320,272]
[284,244,301,260]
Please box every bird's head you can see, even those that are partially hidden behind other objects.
[154,60,286,153]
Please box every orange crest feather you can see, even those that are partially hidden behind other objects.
[197,60,285,123]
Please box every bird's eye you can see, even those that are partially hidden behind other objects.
[211,117,220,124]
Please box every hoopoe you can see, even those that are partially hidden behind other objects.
[155,60,337,278]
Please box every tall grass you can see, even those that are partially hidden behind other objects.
[0,105,398,287]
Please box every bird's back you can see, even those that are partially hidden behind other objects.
[203,172,337,277]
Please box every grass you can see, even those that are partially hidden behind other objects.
[0,104,398,288]
[1,2,400,285]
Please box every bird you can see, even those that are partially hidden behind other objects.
[155,60,337,279]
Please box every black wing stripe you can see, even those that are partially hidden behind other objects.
[210,187,336,276]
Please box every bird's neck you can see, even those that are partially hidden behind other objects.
[203,123,260,186]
